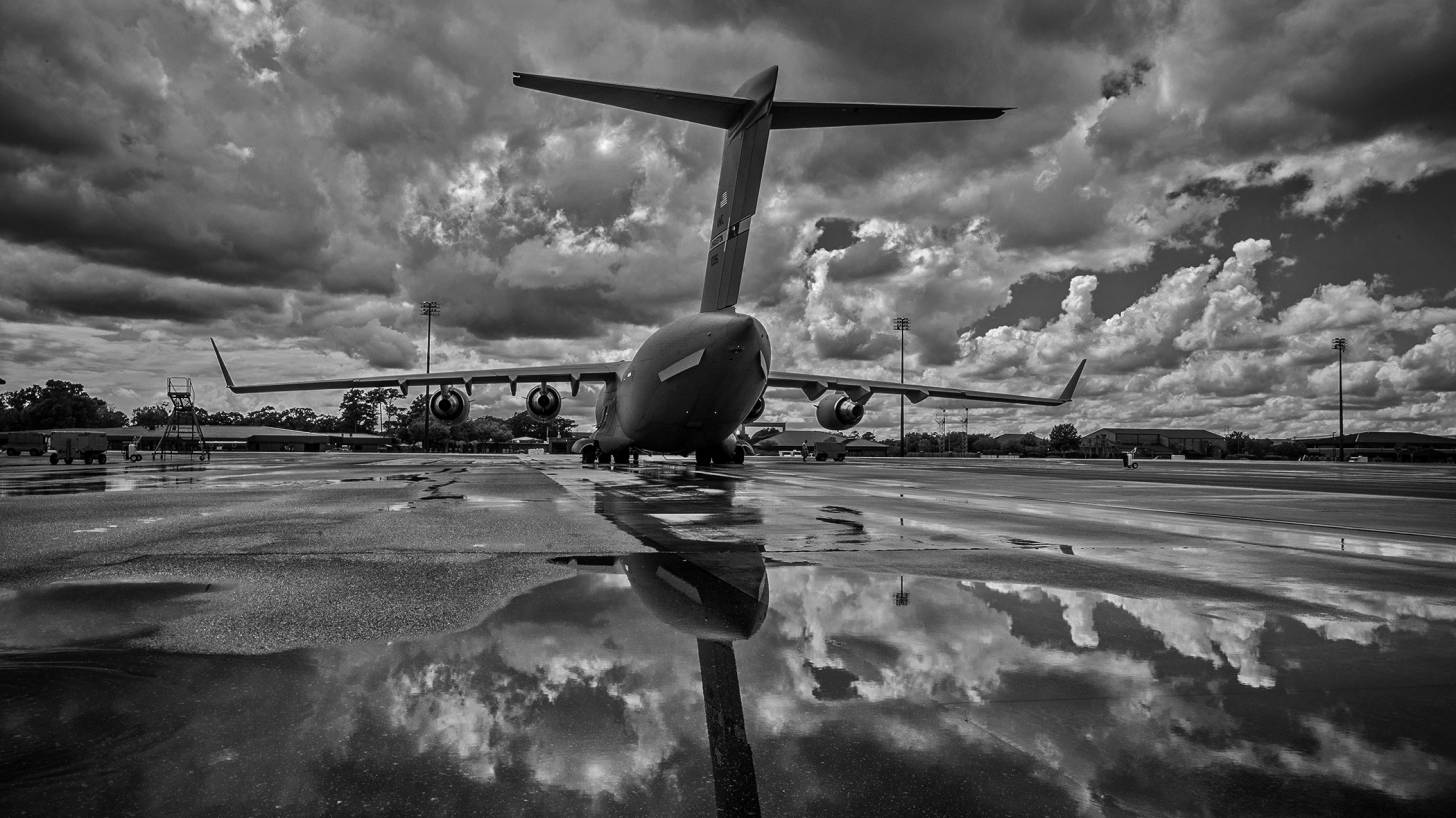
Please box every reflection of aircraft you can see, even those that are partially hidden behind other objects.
[211,67,1085,466]
[554,472,769,815]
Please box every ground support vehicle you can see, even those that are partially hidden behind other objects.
[49,431,110,465]
[814,438,848,462]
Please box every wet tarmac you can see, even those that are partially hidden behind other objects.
[2,452,1455,816]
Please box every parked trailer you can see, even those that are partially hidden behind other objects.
[49,431,110,465]
[5,431,48,457]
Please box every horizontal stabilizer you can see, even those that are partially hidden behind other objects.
[771,101,1009,129]
[513,72,748,129]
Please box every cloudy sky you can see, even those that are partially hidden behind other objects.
[2,0,1454,438]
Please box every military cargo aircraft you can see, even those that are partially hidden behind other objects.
[212,66,1085,466]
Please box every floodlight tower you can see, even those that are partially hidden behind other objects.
[894,316,910,457]
[421,301,440,449]
[1333,337,1346,461]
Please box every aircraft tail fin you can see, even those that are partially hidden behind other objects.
[514,67,1008,314]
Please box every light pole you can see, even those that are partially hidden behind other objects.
[893,317,910,457]
[1333,337,1346,461]
[421,301,440,450]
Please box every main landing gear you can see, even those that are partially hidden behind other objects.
[693,446,746,467]
[581,443,632,465]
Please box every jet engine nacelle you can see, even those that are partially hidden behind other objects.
[527,384,562,421]
[428,387,470,424]
[816,395,864,431]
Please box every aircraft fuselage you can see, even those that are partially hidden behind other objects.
[593,311,770,457]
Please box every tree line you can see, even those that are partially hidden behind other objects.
[0,381,574,446]
[0,382,1319,458]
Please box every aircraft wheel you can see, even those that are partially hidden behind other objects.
[612,450,630,465]
[695,450,711,468]
[596,449,611,465]
[97,453,107,464]
[50,453,59,465]
[731,447,745,465]
[1131,462,1139,469]
[580,445,596,464]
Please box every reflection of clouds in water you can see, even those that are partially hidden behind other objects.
[773,572,1021,705]
[1248,717,1454,800]
[378,574,702,797]
[1113,596,1273,688]
[360,567,1454,809]
[989,582,1276,687]
[1285,582,1456,645]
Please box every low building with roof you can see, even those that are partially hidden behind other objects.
[1080,428,1227,459]
[117,425,391,452]
[1296,431,1456,462]
[753,429,845,455]
[845,437,890,457]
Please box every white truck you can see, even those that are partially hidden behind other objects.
[49,431,110,465]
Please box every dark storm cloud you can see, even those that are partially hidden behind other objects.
[616,0,1107,200]
[824,234,900,282]
[1100,57,1154,99]
[1009,0,1182,54]
[0,252,283,323]
[1153,0,1456,153]
[432,278,662,342]
[0,0,403,296]
[811,324,896,362]
[812,218,860,253]
[1281,3,1456,140]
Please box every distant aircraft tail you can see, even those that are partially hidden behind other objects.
[513,68,1009,313]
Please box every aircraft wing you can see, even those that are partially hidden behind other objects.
[210,339,626,397]
[766,359,1086,406]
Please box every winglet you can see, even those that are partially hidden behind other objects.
[1058,359,1087,403]
[210,338,237,392]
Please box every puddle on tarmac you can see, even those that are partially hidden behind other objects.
[0,580,226,649]
[2,562,1454,817]
[4,465,1455,815]
[0,467,203,497]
